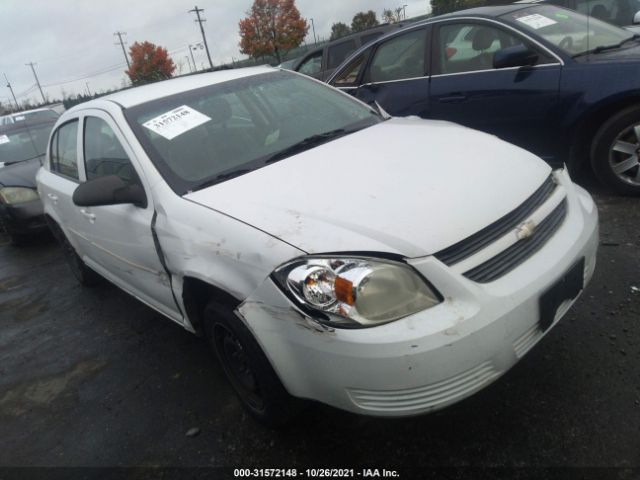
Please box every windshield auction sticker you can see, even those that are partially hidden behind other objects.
[516,14,557,29]
[0,135,10,145]
[143,105,211,140]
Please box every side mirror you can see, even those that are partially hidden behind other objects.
[493,45,539,69]
[634,10,640,24]
[72,174,147,208]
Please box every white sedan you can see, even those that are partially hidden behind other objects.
[37,66,598,426]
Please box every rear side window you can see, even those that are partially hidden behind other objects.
[84,117,136,183]
[327,39,357,69]
[50,121,79,180]
[369,29,426,83]
[297,51,323,75]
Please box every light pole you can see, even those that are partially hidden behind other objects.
[310,18,317,45]
[403,4,408,19]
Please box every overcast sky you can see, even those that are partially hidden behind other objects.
[0,0,431,108]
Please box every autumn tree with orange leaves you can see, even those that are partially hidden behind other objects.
[239,0,308,63]
[126,41,176,85]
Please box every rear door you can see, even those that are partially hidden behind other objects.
[74,110,181,322]
[428,19,563,159]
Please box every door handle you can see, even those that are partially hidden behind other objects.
[438,95,468,104]
[80,208,96,223]
[47,193,58,201]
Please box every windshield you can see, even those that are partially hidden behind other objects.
[125,70,380,194]
[0,123,54,164]
[502,5,634,56]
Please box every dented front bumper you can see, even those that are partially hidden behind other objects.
[238,184,599,417]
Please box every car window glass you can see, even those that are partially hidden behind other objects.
[438,23,552,74]
[369,29,426,83]
[297,51,323,75]
[51,121,79,180]
[575,0,640,25]
[84,116,136,183]
[327,39,358,69]
[333,54,366,85]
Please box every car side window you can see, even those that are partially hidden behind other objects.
[327,39,357,69]
[297,51,323,75]
[50,120,79,180]
[333,53,366,86]
[437,23,554,75]
[368,28,426,83]
[84,116,137,183]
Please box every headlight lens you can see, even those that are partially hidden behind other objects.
[0,187,39,204]
[273,257,441,327]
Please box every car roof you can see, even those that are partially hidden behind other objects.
[431,4,535,20]
[91,66,275,110]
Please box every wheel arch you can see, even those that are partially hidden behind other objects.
[570,93,640,172]
[181,276,243,337]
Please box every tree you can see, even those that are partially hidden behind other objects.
[351,10,379,32]
[382,7,403,23]
[239,0,308,64]
[126,41,176,85]
[431,0,487,16]
[330,22,351,41]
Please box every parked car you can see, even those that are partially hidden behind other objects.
[38,67,598,425]
[285,24,404,81]
[0,119,56,244]
[0,107,60,126]
[516,0,640,31]
[328,4,640,195]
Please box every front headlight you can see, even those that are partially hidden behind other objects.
[273,257,441,327]
[0,187,39,204]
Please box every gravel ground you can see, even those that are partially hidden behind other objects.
[0,180,638,479]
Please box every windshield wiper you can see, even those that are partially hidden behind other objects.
[190,169,252,192]
[264,128,352,165]
[573,34,640,58]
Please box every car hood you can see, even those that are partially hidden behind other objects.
[185,117,551,258]
[583,42,640,62]
[0,156,41,188]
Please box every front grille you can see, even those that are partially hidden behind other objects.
[435,175,557,266]
[463,200,568,283]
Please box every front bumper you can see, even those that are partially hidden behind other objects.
[0,199,46,236]
[238,175,599,417]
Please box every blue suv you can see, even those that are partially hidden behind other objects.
[328,4,640,194]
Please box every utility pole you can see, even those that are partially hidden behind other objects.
[189,44,198,72]
[3,73,18,109]
[403,5,408,19]
[310,18,317,44]
[114,31,131,69]
[189,6,213,70]
[85,82,92,96]
[25,62,46,103]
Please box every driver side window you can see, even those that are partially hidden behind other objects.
[83,117,136,183]
[437,23,553,75]
[297,51,323,76]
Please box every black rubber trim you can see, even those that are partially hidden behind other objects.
[435,175,557,266]
[463,200,568,284]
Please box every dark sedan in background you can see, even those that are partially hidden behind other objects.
[328,4,640,194]
[0,119,55,245]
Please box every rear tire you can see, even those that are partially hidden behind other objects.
[591,106,640,195]
[204,301,302,427]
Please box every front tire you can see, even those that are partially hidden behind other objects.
[204,301,301,427]
[591,106,640,195]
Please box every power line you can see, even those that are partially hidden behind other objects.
[188,6,213,70]
[114,31,131,69]
[25,62,47,103]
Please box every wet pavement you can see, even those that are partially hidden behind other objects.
[0,181,639,476]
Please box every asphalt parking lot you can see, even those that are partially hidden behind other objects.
[0,179,639,477]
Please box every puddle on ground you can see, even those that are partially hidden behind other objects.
[0,358,107,417]
[0,276,25,292]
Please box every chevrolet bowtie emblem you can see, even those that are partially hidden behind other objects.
[516,220,537,240]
